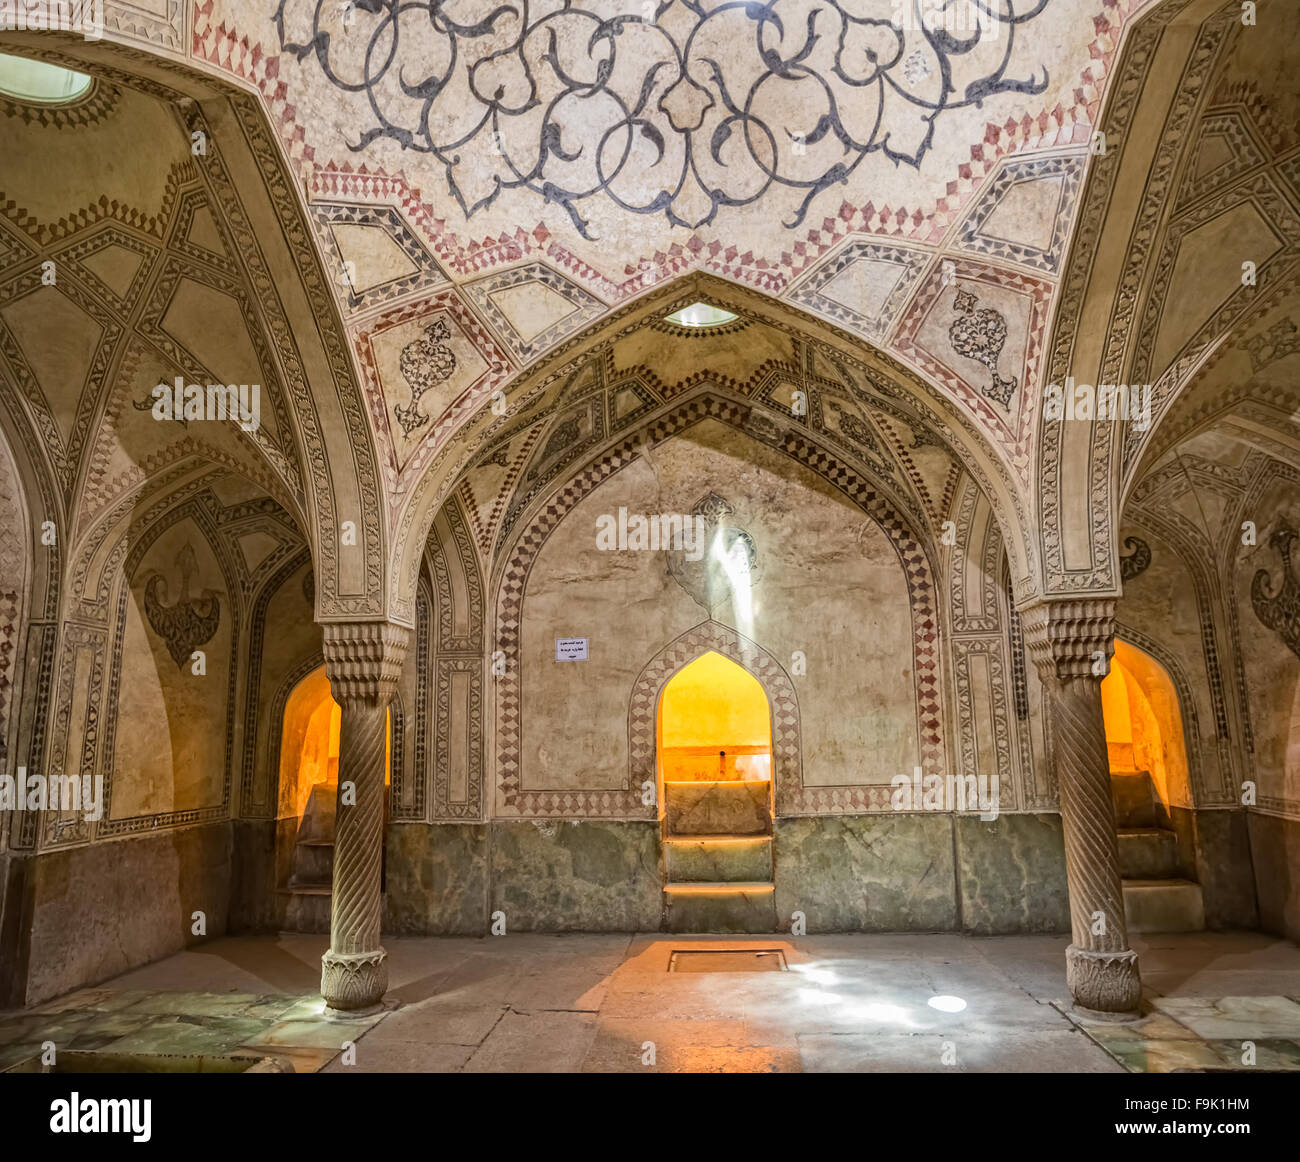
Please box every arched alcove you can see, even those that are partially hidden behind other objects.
[658,650,773,786]
[1102,638,1193,814]
[274,662,394,931]
[278,664,341,820]
[277,663,394,820]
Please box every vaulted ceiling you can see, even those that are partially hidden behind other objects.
[1041,0,1300,594]
[1,0,1296,617]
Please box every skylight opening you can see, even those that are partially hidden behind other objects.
[664,301,738,328]
[0,53,93,105]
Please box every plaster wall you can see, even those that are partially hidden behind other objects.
[19,822,232,1006]
[1232,480,1300,940]
[510,420,922,809]
[111,521,232,820]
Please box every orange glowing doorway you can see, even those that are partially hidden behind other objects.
[1100,639,1192,820]
[278,664,393,925]
[278,664,393,820]
[656,651,777,927]
[1100,638,1204,932]
[657,651,772,792]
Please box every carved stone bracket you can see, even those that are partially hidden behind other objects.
[322,621,410,705]
[1019,597,1116,681]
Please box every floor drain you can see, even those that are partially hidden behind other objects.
[668,949,788,973]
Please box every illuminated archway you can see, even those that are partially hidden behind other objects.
[656,649,777,923]
[1101,639,1192,812]
[657,651,772,788]
[278,664,392,820]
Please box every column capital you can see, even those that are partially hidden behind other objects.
[322,620,410,705]
[1017,597,1116,682]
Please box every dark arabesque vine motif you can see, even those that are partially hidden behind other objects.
[275,0,1052,237]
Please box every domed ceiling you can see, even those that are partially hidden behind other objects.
[4,0,1297,613]
[191,0,1124,487]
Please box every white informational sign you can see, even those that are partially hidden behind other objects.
[555,637,588,661]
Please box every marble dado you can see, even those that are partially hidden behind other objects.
[380,813,1073,937]
[662,781,771,837]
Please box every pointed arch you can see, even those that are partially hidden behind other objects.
[491,395,949,816]
[0,33,388,618]
[394,271,1035,622]
[1106,629,1201,812]
[629,621,801,816]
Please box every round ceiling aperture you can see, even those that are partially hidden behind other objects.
[0,53,93,104]
[664,302,739,329]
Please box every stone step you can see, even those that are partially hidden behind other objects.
[664,835,772,883]
[290,839,334,884]
[277,886,331,934]
[1117,828,1180,880]
[664,883,777,933]
[663,780,771,836]
[1122,879,1205,934]
[297,781,338,844]
[1110,770,1167,829]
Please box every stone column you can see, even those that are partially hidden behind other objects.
[320,621,409,1012]
[1020,598,1142,1015]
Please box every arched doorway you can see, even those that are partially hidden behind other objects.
[657,651,776,933]
[1101,639,1204,932]
[280,666,341,820]
[277,664,392,931]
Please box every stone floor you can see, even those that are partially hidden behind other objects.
[0,988,383,1074]
[4,930,1300,1073]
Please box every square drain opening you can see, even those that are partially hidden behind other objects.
[668,949,787,973]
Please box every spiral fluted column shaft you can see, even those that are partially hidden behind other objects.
[1021,598,1141,1015]
[319,622,409,1013]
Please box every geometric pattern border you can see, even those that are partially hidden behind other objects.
[786,240,932,342]
[955,153,1084,274]
[309,201,448,314]
[494,393,945,818]
[464,260,607,363]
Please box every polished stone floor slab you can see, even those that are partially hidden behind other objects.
[1150,995,1300,1039]
[1067,994,1300,1073]
[5,930,1300,1073]
[0,986,385,1073]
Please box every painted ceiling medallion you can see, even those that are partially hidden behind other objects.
[143,543,221,669]
[395,319,457,437]
[948,288,1017,408]
[275,0,1052,236]
[1119,536,1151,582]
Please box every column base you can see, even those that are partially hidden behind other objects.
[321,948,388,1012]
[1065,944,1141,1015]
